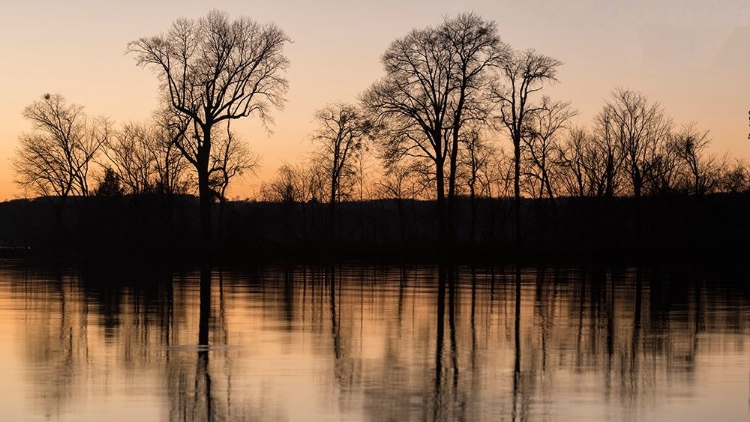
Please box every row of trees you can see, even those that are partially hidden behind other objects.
[13,11,749,251]
[12,94,258,215]
[260,14,748,247]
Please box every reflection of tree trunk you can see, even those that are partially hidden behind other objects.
[397,267,406,326]
[537,267,548,373]
[512,265,522,422]
[217,270,228,347]
[448,268,459,387]
[434,265,446,421]
[165,276,174,347]
[196,348,213,422]
[284,266,294,329]
[575,267,586,369]
[605,268,614,399]
[199,265,211,347]
[329,265,340,361]
[470,267,477,372]
[196,268,212,422]
[692,279,702,364]
[630,268,642,392]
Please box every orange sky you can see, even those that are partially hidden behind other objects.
[1,0,748,200]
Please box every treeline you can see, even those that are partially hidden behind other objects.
[9,11,750,261]
[1,191,748,264]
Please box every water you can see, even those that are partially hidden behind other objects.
[0,263,749,421]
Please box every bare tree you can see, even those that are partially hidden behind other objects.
[261,164,302,203]
[375,161,431,241]
[459,130,494,241]
[12,93,109,220]
[595,88,672,200]
[310,102,371,213]
[151,108,193,195]
[103,112,193,197]
[362,13,507,247]
[208,126,260,203]
[261,160,325,204]
[209,126,260,237]
[719,159,749,193]
[127,10,290,247]
[104,122,157,195]
[521,97,577,200]
[558,127,589,198]
[559,126,621,199]
[671,122,723,196]
[491,49,562,241]
[376,162,426,200]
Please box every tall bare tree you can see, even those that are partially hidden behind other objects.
[491,49,562,241]
[521,97,576,200]
[362,13,507,247]
[459,130,494,241]
[310,102,371,213]
[12,93,109,220]
[127,10,290,247]
[595,88,672,200]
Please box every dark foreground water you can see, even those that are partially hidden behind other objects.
[0,262,749,421]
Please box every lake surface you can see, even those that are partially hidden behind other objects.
[0,262,749,421]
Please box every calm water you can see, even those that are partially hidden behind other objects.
[1,262,749,422]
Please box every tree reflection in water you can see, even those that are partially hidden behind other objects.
[5,264,750,421]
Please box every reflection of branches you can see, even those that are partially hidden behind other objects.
[8,265,750,421]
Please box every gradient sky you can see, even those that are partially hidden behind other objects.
[1,0,748,200]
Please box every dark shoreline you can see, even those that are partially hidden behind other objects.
[2,192,748,268]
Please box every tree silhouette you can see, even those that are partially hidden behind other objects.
[208,129,259,203]
[595,88,672,200]
[559,126,611,198]
[102,117,191,196]
[12,93,110,221]
[521,97,576,200]
[95,167,124,197]
[127,9,290,250]
[491,49,562,242]
[362,13,507,249]
[310,102,371,225]
[672,122,723,196]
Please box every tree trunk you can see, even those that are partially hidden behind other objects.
[199,264,211,346]
[198,169,213,253]
[470,182,476,243]
[514,137,522,246]
[448,134,460,249]
[330,172,337,241]
[436,162,446,251]
[543,168,555,201]
[198,126,213,257]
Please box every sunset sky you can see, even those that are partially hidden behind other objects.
[1,0,748,200]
